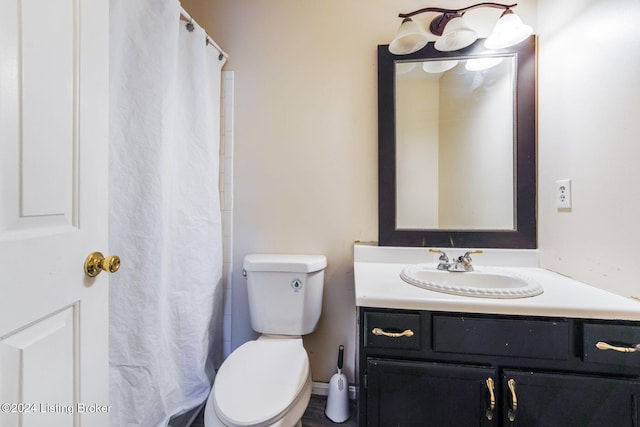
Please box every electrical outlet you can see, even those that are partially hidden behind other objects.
[556,179,572,209]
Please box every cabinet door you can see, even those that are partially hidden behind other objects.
[367,359,497,426]
[503,370,640,427]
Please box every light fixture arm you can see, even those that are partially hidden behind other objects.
[399,2,518,36]
[398,2,518,19]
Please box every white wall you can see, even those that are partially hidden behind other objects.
[220,71,235,357]
[537,0,640,296]
[180,0,544,385]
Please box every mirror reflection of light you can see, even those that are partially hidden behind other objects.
[465,57,504,71]
[422,60,459,74]
[396,62,418,75]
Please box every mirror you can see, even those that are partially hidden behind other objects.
[378,36,536,248]
[396,56,515,230]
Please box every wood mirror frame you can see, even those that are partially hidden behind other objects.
[378,35,536,248]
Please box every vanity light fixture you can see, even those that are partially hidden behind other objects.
[388,2,532,55]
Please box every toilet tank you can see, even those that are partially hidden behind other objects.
[243,254,327,335]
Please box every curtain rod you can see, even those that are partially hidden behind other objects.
[179,6,228,60]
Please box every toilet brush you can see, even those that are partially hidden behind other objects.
[325,345,350,423]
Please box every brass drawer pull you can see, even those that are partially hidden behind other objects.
[507,378,518,422]
[596,341,640,353]
[485,377,496,420]
[371,327,414,338]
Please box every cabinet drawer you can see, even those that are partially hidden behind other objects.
[433,315,570,360]
[583,323,640,367]
[364,311,421,350]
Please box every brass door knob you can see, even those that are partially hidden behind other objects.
[84,252,121,277]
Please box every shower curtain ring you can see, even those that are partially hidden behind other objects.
[186,19,195,32]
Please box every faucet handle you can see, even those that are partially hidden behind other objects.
[462,250,483,262]
[429,248,449,262]
[430,249,451,271]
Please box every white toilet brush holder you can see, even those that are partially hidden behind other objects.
[325,345,350,423]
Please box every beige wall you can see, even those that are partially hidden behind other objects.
[396,76,440,228]
[180,0,400,384]
[181,0,539,384]
[177,0,640,387]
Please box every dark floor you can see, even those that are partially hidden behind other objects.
[190,395,357,427]
[301,395,357,427]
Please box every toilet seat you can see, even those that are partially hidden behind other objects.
[213,336,309,427]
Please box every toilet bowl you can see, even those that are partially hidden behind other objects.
[204,254,326,427]
[204,336,312,427]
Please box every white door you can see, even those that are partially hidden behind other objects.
[0,1,110,426]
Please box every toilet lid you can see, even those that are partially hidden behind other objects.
[213,337,309,427]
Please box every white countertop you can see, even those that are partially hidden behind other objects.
[354,243,640,321]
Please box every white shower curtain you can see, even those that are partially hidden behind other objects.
[109,1,226,425]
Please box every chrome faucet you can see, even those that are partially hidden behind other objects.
[430,249,483,272]
[429,249,451,271]
[448,250,483,272]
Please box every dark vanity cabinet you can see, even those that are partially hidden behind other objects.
[367,359,497,426]
[358,308,640,426]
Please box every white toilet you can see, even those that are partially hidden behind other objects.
[204,254,327,427]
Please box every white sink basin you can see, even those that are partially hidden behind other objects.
[400,264,543,299]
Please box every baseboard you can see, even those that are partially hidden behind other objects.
[311,381,357,401]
